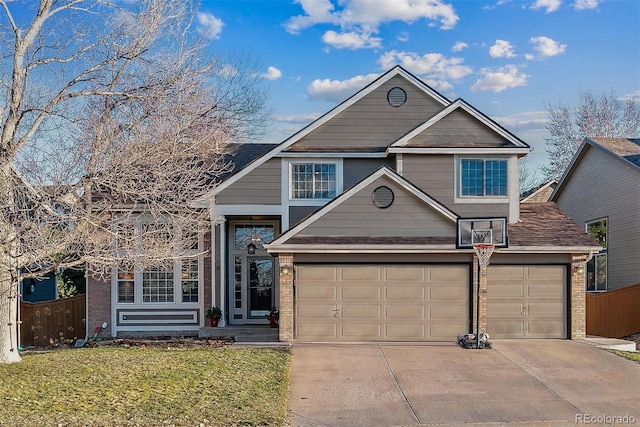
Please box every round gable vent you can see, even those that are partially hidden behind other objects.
[387,87,407,107]
[372,186,394,209]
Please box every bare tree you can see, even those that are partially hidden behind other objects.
[0,0,269,364]
[542,90,640,180]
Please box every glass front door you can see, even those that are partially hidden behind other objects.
[229,221,277,324]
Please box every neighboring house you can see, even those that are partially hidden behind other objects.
[551,137,640,292]
[87,66,600,342]
[521,179,557,203]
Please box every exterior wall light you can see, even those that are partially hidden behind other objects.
[280,264,291,275]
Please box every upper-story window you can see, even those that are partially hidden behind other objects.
[459,159,507,197]
[291,162,337,199]
[585,218,607,292]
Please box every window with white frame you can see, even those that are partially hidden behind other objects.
[586,218,607,292]
[113,219,202,305]
[459,158,507,197]
[290,162,337,199]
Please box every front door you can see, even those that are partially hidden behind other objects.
[229,221,277,324]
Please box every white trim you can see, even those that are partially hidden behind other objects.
[268,167,458,248]
[389,99,530,149]
[396,153,403,175]
[388,147,530,155]
[508,156,520,223]
[218,218,227,327]
[197,66,449,201]
[278,152,386,158]
[210,223,216,320]
[280,159,290,231]
[212,204,285,216]
[266,244,601,255]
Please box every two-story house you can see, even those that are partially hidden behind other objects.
[87,66,600,342]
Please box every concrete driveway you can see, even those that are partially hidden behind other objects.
[288,340,640,426]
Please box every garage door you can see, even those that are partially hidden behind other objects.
[295,264,469,342]
[487,265,566,338]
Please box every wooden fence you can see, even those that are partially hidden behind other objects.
[20,294,86,347]
[586,284,640,338]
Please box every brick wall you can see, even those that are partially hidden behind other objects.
[471,256,488,335]
[86,269,112,338]
[278,253,294,342]
[571,255,587,339]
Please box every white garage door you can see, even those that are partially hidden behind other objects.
[487,265,567,338]
[295,264,469,342]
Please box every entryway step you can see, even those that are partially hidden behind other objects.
[199,325,279,342]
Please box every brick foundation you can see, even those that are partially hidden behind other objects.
[86,268,112,338]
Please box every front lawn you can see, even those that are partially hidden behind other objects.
[0,346,290,426]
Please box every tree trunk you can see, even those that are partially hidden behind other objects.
[0,268,21,364]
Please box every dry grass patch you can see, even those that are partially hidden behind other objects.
[1,346,289,426]
[611,349,640,364]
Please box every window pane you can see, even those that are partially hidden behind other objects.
[484,160,507,196]
[595,254,607,291]
[234,224,274,251]
[461,160,483,196]
[117,268,134,303]
[587,219,607,248]
[181,258,199,303]
[142,265,174,303]
[291,163,336,199]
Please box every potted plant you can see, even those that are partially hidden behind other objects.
[268,307,279,328]
[206,306,222,327]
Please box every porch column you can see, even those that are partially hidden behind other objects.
[218,218,227,327]
[571,254,588,340]
[278,253,294,343]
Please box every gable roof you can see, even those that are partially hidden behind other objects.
[520,179,557,202]
[551,137,640,201]
[388,98,530,154]
[266,166,458,252]
[508,202,601,250]
[202,66,450,198]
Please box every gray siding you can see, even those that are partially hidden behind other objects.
[555,147,640,290]
[289,206,320,228]
[299,176,456,238]
[402,154,509,218]
[344,157,396,189]
[291,76,444,151]
[410,109,510,145]
[216,158,281,205]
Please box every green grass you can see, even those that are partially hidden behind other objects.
[1,347,290,426]
[611,349,640,364]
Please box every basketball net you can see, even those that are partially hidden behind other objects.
[473,243,495,266]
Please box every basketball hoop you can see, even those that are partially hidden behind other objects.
[473,243,495,267]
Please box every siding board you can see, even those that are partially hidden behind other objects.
[216,158,281,205]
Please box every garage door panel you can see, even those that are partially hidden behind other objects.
[341,305,381,319]
[385,324,425,339]
[385,266,425,282]
[429,286,468,300]
[527,320,565,337]
[341,266,381,281]
[296,266,337,281]
[488,302,523,317]
[490,284,524,298]
[297,303,336,319]
[386,286,425,300]
[341,286,380,300]
[386,305,425,319]
[295,264,470,342]
[297,285,337,299]
[488,266,523,280]
[527,284,563,298]
[297,323,338,339]
[488,320,525,337]
[528,302,564,316]
[528,266,565,280]
[341,323,381,339]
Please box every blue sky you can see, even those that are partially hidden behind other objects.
[197,0,639,171]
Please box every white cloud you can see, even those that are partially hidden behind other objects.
[307,73,380,102]
[471,65,530,92]
[322,30,382,49]
[378,50,473,87]
[397,31,410,42]
[574,0,599,10]
[452,41,468,52]
[491,111,548,130]
[529,36,567,58]
[261,66,282,80]
[489,39,516,58]
[530,0,561,13]
[624,90,640,101]
[196,12,224,40]
[285,0,459,49]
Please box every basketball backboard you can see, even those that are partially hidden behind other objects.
[456,217,508,248]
